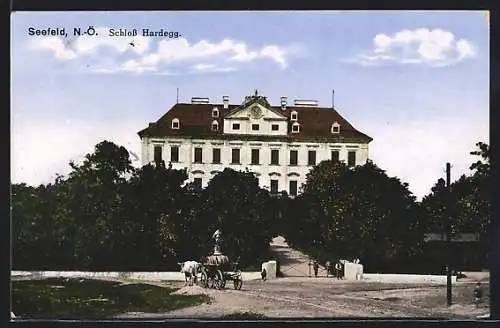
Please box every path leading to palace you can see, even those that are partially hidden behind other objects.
[114,236,489,319]
[114,278,490,319]
[268,236,329,277]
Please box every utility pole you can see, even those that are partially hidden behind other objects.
[446,162,452,306]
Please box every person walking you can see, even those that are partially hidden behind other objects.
[325,261,331,277]
[474,282,483,308]
[335,261,342,280]
[313,260,319,278]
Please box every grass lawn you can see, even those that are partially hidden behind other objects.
[12,278,210,319]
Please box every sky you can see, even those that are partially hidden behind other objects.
[11,11,489,200]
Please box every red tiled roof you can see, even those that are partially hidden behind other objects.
[138,102,373,143]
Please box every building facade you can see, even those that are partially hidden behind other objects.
[138,91,373,196]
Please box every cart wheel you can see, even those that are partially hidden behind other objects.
[199,271,209,288]
[220,273,227,289]
[233,278,242,290]
[214,269,225,290]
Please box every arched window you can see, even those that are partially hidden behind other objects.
[331,122,340,134]
[171,118,180,129]
[291,122,300,133]
[212,107,219,118]
[211,120,219,131]
[290,110,298,121]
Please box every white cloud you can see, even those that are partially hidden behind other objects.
[29,27,291,74]
[191,63,237,73]
[30,37,78,60]
[124,38,288,73]
[349,28,477,67]
[360,116,489,200]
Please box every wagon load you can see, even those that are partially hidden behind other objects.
[205,255,230,267]
[196,229,243,290]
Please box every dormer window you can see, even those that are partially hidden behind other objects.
[171,118,180,129]
[212,107,219,118]
[291,122,300,133]
[290,111,298,121]
[331,122,340,134]
[211,120,219,131]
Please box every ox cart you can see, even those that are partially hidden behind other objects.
[198,255,242,290]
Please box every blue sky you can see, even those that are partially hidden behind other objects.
[11,11,489,199]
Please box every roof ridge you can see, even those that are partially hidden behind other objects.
[138,102,372,142]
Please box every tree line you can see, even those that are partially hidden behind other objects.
[11,141,490,273]
[281,142,490,273]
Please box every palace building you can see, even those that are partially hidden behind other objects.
[138,91,373,196]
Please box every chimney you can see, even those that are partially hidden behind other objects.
[280,96,287,110]
[294,99,318,107]
[191,97,210,104]
[223,96,229,109]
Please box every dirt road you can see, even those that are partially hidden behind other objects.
[114,277,490,319]
[115,235,489,319]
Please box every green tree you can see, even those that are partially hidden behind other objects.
[125,163,189,268]
[469,142,490,264]
[54,140,135,268]
[196,168,274,268]
[420,142,491,269]
[288,160,421,272]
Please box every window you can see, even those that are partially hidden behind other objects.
[212,148,221,164]
[172,118,180,129]
[154,146,163,162]
[289,150,298,165]
[193,178,202,189]
[271,124,279,131]
[348,151,356,167]
[232,123,240,130]
[290,111,298,121]
[289,181,298,196]
[170,146,179,163]
[252,124,260,131]
[212,108,219,118]
[211,120,219,131]
[251,149,260,165]
[194,147,203,163]
[308,150,316,166]
[270,179,279,194]
[271,149,279,165]
[291,122,300,133]
[331,150,339,164]
[331,122,340,134]
[231,148,240,164]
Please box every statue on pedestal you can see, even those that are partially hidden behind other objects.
[212,229,223,255]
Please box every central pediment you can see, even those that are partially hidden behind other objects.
[225,93,287,121]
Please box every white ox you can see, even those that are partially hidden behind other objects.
[179,261,202,286]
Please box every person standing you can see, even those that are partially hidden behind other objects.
[474,282,483,308]
[325,261,331,277]
[313,261,319,278]
[335,261,342,280]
